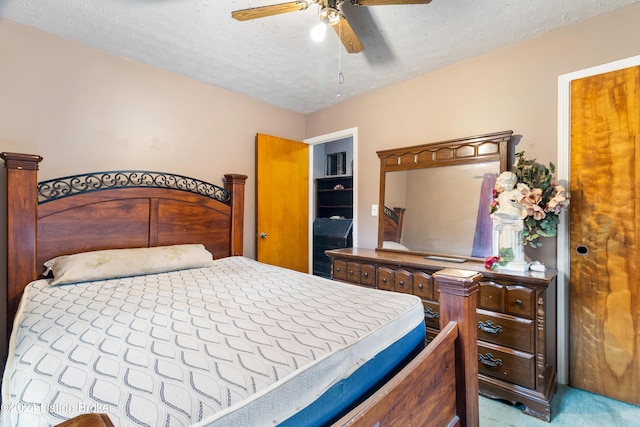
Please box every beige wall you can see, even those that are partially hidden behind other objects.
[305,2,640,268]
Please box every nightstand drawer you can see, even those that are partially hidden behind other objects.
[477,309,534,353]
[477,342,535,388]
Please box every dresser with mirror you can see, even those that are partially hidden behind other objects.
[326,130,557,421]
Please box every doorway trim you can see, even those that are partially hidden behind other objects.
[556,54,640,384]
[304,128,358,274]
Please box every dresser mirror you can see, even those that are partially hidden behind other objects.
[377,131,511,260]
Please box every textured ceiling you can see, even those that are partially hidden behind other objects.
[1,0,638,114]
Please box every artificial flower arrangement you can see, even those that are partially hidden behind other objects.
[485,151,570,270]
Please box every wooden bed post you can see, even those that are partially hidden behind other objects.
[434,268,482,427]
[224,174,247,256]
[1,152,43,339]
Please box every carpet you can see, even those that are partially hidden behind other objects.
[479,384,640,426]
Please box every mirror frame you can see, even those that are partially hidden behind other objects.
[376,130,512,259]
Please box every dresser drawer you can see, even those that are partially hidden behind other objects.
[359,263,376,287]
[337,261,376,287]
[477,342,535,388]
[425,327,439,345]
[412,271,437,299]
[477,309,534,353]
[422,300,440,330]
[478,280,504,312]
[345,262,361,283]
[394,269,413,294]
[377,266,394,291]
[333,259,347,281]
[506,285,535,319]
[478,280,535,319]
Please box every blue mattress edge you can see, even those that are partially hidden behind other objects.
[279,319,426,427]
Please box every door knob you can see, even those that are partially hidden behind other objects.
[259,232,268,239]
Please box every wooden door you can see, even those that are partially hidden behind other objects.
[569,66,639,405]
[256,133,309,272]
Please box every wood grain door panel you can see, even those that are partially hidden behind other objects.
[256,133,308,272]
[569,65,639,405]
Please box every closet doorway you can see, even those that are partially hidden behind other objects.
[305,128,358,276]
[559,60,639,405]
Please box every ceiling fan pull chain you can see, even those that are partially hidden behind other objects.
[337,21,343,99]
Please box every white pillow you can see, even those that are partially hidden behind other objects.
[44,244,215,285]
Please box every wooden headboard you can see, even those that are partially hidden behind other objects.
[382,206,406,243]
[1,152,247,340]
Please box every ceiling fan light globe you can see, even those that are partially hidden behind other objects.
[318,7,341,26]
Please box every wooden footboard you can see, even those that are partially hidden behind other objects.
[333,268,481,427]
[334,322,460,427]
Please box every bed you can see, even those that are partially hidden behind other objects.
[1,152,480,427]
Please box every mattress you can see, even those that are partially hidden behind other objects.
[1,256,425,427]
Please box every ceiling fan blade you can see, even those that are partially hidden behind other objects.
[333,15,364,54]
[232,1,310,21]
[353,0,432,5]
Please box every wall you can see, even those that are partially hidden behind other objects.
[305,2,640,269]
[0,18,305,358]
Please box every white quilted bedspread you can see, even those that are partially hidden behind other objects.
[1,257,423,427]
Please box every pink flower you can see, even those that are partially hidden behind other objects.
[547,185,569,214]
[528,204,547,220]
[484,256,500,269]
[522,187,543,206]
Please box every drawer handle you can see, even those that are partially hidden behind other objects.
[398,280,404,286]
[382,278,387,283]
[515,299,523,306]
[363,272,368,278]
[418,283,424,290]
[478,353,503,368]
[336,267,341,272]
[424,307,439,320]
[478,320,503,335]
[349,270,354,275]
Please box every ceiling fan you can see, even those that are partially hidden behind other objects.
[231,0,433,54]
